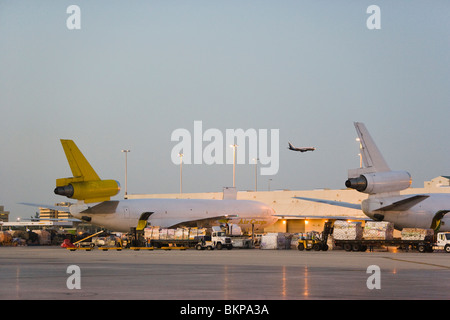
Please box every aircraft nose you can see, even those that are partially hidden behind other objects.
[265,206,276,216]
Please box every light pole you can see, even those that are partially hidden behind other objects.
[178,153,183,194]
[121,149,130,196]
[230,144,238,188]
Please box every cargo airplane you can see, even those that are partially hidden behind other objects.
[25,140,277,233]
[288,142,315,153]
[297,122,450,232]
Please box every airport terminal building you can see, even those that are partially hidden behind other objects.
[127,176,450,234]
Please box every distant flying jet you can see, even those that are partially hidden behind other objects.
[288,142,316,153]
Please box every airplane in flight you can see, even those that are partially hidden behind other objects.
[288,142,316,153]
[298,122,450,232]
[43,140,277,233]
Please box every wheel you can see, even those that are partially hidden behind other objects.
[445,245,450,253]
[207,246,213,250]
[195,244,203,250]
[322,244,329,251]
[418,244,426,253]
[343,243,352,252]
[313,243,321,251]
[216,242,223,250]
[297,243,305,251]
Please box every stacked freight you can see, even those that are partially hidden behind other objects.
[260,233,292,250]
[330,221,449,253]
[144,227,207,241]
[142,226,209,248]
[333,221,363,240]
[362,221,394,240]
[401,228,434,241]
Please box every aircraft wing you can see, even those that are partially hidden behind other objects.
[376,195,429,211]
[293,197,362,210]
[169,215,239,228]
[274,214,371,221]
[274,197,368,221]
[80,201,120,214]
[19,202,71,212]
[22,217,81,222]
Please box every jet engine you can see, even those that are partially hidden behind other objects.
[54,180,120,202]
[345,171,411,194]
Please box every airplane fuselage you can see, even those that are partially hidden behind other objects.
[70,198,278,233]
[362,193,450,231]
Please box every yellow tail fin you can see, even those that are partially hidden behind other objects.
[60,139,100,181]
[55,140,120,203]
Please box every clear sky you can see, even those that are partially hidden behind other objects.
[1,1,450,220]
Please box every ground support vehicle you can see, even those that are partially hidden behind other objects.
[334,239,431,252]
[195,233,233,250]
[74,230,105,248]
[149,238,199,249]
[297,221,332,251]
[334,232,450,253]
[231,237,254,249]
[298,238,328,251]
[195,226,233,250]
[432,232,450,253]
[92,235,122,248]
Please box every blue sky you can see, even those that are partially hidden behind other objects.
[1,1,450,220]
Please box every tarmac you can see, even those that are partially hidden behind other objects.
[1,246,450,300]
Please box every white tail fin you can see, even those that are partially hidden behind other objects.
[353,122,390,173]
[347,122,411,194]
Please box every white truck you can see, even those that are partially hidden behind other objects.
[433,232,450,253]
[195,226,233,250]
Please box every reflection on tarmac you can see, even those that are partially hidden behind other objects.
[1,247,450,300]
